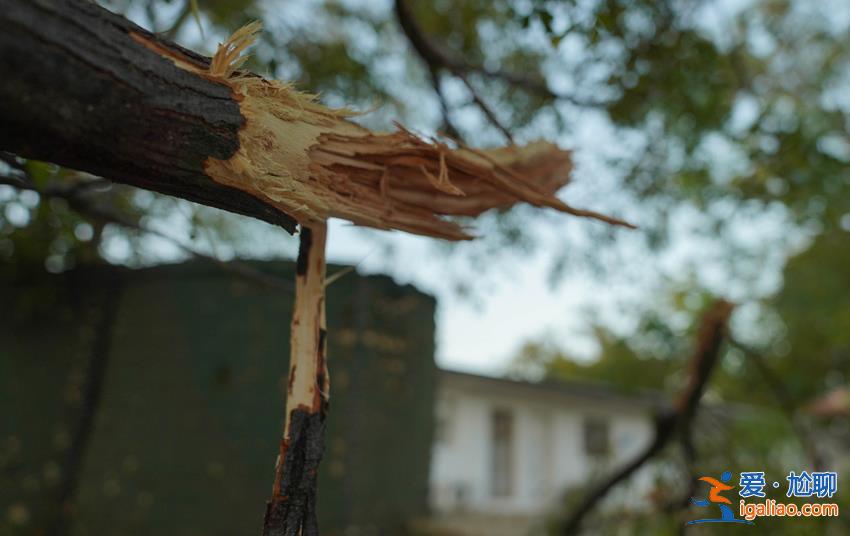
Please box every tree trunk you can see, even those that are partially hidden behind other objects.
[0,0,296,232]
[264,224,329,535]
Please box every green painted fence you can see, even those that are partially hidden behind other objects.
[0,261,436,535]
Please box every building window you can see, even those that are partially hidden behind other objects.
[435,400,454,444]
[435,415,448,444]
[490,408,514,497]
[583,416,610,457]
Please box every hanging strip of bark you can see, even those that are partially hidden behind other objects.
[263,223,329,536]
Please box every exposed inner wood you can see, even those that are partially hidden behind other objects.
[282,224,329,436]
[263,223,328,535]
[139,23,633,240]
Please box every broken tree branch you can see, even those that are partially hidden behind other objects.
[195,24,633,239]
[559,301,734,535]
[2,0,631,241]
[264,224,329,535]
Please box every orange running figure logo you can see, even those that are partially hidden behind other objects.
[687,471,753,525]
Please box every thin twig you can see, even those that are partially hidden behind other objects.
[427,65,462,140]
[0,174,32,190]
[164,0,196,40]
[164,5,190,39]
[394,0,515,140]
[1,172,293,293]
[457,72,514,143]
[72,197,294,293]
[394,0,602,109]
[0,151,27,172]
[325,265,355,288]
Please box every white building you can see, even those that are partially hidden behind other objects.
[427,370,664,534]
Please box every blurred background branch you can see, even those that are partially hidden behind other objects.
[558,301,733,534]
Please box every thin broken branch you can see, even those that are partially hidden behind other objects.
[263,224,329,535]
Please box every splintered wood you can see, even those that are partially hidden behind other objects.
[192,24,632,240]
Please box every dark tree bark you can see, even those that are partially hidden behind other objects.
[0,0,296,232]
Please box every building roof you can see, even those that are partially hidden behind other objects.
[438,368,668,412]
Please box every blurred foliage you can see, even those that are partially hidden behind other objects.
[764,230,850,401]
[511,226,850,417]
[509,322,680,393]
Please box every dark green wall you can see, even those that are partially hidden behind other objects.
[0,261,436,535]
